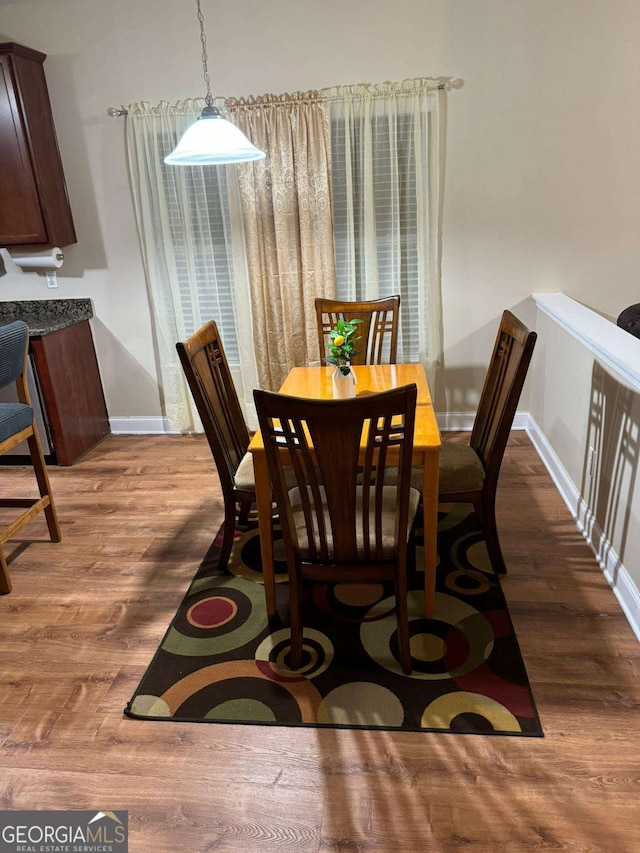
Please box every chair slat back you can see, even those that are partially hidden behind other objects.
[255,385,417,566]
[0,321,29,390]
[470,311,537,486]
[177,322,250,492]
[315,296,400,365]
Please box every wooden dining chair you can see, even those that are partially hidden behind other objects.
[315,296,400,365]
[176,321,256,570]
[0,320,61,593]
[438,310,537,574]
[254,384,419,674]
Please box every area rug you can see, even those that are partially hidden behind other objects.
[125,503,543,736]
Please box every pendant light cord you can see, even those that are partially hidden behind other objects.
[196,0,214,108]
[162,0,266,161]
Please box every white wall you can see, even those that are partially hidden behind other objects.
[1,0,639,419]
[528,295,640,638]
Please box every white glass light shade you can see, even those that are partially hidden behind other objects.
[164,110,265,165]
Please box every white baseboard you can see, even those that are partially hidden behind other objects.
[437,412,475,431]
[526,413,640,642]
[112,412,530,436]
[438,411,530,432]
[109,417,179,435]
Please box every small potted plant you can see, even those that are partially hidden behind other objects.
[325,318,362,398]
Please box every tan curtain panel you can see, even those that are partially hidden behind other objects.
[228,92,336,391]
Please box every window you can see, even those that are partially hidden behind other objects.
[165,106,430,366]
[162,162,240,363]
[126,82,441,430]
[331,112,425,361]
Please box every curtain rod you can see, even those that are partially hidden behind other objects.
[107,79,462,116]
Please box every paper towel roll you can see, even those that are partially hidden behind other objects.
[9,247,64,270]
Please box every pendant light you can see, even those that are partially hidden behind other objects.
[164,0,265,166]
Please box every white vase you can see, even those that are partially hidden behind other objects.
[332,364,357,399]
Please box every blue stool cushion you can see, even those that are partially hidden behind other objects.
[0,321,29,388]
[0,402,34,444]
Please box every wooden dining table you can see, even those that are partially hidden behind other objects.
[248,364,442,620]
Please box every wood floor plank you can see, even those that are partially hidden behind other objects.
[0,768,323,853]
[0,432,639,852]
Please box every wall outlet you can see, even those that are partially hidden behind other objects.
[587,446,597,477]
[45,271,58,288]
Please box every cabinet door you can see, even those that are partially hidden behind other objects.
[0,54,47,245]
[30,322,110,466]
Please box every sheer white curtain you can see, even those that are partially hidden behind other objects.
[325,80,443,381]
[125,99,260,431]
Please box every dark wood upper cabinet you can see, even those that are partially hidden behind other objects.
[0,42,76,249]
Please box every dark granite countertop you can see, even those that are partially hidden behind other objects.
[0,298,93,335]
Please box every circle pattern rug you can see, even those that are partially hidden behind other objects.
[125,504,543,736]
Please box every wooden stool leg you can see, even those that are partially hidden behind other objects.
[0,548,12,594]
[27,430,61,543]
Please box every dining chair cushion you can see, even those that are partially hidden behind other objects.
[288,485,420,560]
[379,467,424,492]
[234,451,301,492]
[438,443,486,493]
[234,451,256,491]
[384,445,485,495]
[0,402,34,444]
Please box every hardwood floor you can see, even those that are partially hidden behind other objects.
[0,433,638,852]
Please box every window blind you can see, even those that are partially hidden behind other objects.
[162,163,240,364]
[331,112,426,363]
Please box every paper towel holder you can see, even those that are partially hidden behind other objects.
[8,246,64,270]
[5,246,64,288]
